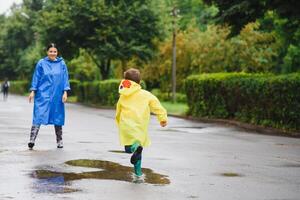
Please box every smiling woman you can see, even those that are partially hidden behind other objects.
[27,43,71,150]
[0,0,23,15]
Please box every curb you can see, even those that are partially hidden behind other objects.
[168,114,300,138]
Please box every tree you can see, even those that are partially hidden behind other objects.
[36,0,160,79]
[203,0,300,72]
[203,0,300,35]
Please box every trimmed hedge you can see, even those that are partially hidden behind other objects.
[98,79,120,106]
[76,79,120,106]
[76,79,147,106]
[9,79,146,107]
[69,80,80,96]
[10,81,29,95]
[185,73,300,131]
[151,89,187,103]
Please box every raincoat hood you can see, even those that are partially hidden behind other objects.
[118,79,141,96]
[44,56,63,63]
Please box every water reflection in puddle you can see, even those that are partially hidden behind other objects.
[31,173,80,194]
[32,159,170,193]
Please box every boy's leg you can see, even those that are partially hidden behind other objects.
[124,141,143,176]
[54,125,63,148]
[28,125,41,149]
[124,145,132,153]
[130,141,143,177]
[134,160,142,177]
[130,141,143,164]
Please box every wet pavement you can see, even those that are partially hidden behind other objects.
[0,95,300,200]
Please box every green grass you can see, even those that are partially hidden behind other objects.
[161,101,188,116]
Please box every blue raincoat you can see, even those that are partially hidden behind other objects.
[30,57,70,126]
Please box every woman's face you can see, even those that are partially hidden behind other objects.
[47,47,58,60]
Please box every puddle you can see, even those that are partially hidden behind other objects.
[0,150,7,153]
[187,195,199,199]
[108,150,128,154]
[161,126,205,134]
[160,128,187,133]
[172,126,204,129]
[281,163,300,168]
[219,172,243,177]
[78,141,104,144]
[31,173,80,194]
[32,159,170,192]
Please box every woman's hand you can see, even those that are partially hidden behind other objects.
[62,91,68,103]
[29,91,35,103]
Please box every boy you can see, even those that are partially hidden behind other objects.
[116,68,167,177]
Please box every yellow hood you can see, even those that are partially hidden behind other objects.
[118,79,141,96]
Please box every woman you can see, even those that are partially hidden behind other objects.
[28,43,70,150]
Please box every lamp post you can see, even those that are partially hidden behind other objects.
[171,7,179,103]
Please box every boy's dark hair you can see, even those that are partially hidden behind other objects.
[124,68,141,84]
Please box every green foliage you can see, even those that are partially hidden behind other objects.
[161,101,188,115]
[68,49,100,81]
[18,43,44,79]
[144,23,279,92]
[9,81,29,95]
[75,79,147,106]
[36,0,160,79]
[151,89,186,103]
[204,0,300,73]
[203,0,300,35]
[68,79,81,97]
[186,73,300,131]
[283,44,300,73]
[98,79,120,106]
[76,79,119,106]
[150,0,218,36]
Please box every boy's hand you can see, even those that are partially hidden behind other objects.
[160,121,167,127]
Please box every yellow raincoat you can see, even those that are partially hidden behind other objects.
[116,79,167,147]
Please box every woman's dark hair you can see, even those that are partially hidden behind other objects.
[46,43,58,51]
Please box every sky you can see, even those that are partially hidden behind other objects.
[0,0,23,15]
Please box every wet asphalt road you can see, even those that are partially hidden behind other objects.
[0,94,300,200]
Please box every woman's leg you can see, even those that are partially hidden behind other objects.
[54,125,63,148]
[28,125,41,149]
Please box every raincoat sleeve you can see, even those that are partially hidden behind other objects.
[30,62,42,91]
[149,94,168,122]
[115,99,121,126]
[63,62,71,91]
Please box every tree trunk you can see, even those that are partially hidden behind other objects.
[121,60,127,73]
[89,52,111,80]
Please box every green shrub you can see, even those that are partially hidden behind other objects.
[98,79,120,106]
[151,89,187,103]
[77,81,85,102]
[69,79,80,96]
[9,81,29,95]
[71,79,147,106]
[186,73,300,131]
